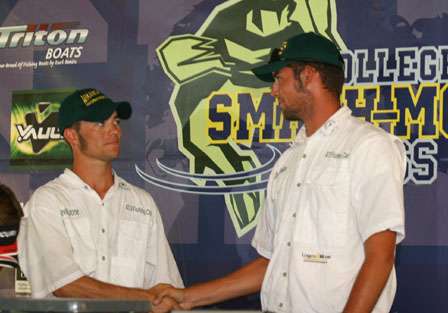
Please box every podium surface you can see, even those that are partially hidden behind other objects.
[0,298,151,313]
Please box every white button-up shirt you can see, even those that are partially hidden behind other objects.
[18,169,183,298]
[252,107,406,313]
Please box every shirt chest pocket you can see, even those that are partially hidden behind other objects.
[306,159,350,187]
[62,217,96,274]
[297,161,351,248]
[116,220,151,258]
[111,220,151,288]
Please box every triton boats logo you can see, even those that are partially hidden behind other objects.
[0,22,88,64]
[0,22,88,49]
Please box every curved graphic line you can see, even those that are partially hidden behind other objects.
[155,144,281,180]
[135,164,269,195]
[156,159,272,182]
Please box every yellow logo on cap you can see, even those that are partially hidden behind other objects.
[278,41,288,56]
[80,90,106,106]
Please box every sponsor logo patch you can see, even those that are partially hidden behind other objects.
[125,204,152,216]
[60,208,80,217]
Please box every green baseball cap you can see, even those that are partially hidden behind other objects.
[252,32,344,82]
[58,88,132,133]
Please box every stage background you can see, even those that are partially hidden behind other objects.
[1,1,448,312]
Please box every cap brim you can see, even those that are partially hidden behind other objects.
[83,99,132,123]
[116,101,132,120]
[251,60,290,82]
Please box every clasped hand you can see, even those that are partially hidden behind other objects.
[148,283,191,313]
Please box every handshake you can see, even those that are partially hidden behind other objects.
[147,283,194,313]
[144,257,268,312]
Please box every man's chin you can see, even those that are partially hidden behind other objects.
[106,144,120,153]
[104,148,120,161]
[110,151,120,159]
[102,154,119,163]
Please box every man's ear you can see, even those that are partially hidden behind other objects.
[300,65,321,90]
[300,65,317,86]
[63,128,78,148]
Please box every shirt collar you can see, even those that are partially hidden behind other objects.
[294,106,351,143]
[62,168,123,192]
[62,168,85,188]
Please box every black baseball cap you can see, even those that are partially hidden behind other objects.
[58,88,132,133]
[252,32,344,82]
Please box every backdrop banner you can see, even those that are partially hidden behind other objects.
[1,1,447,311]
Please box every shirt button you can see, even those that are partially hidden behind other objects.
[296,182,301,187]
[101,256,106,261]
[302,153,307,158]
[279,303,283,308]
[84,186,88,190]
[292,213,296,218]
[101,228,105,234]
[287,241,291,247]
[282,272,287,277]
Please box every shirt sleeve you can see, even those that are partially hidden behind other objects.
[18,189,84,298]
[143,194,184,288]
[251,162,278,259]
[350,133,406,244]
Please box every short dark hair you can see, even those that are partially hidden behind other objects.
[71,121,81,132]
[288,62,345,99]
[0,184,23,226]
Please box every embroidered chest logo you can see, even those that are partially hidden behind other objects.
[302,252,332,264]
[60,208,80,217]
[125,204,152,216]
[325,151,349,159]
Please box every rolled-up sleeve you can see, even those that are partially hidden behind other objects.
[143,194,184,288]
[350,134,406,244]
[252,169,276,259]
[18,189,83,298]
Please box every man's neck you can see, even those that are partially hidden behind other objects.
[72,159,114,199]
[304,97,341,137]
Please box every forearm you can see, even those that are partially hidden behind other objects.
[53,276,152,300]
[343,257,394,313]
[184,257,269,308]
[343,231,396,313]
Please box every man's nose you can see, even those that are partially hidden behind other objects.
[110,121,121,135]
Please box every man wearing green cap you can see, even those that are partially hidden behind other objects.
[18,89,183,309]
[153,33,406,313]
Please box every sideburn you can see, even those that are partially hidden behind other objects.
[294,76,305,92]
[75,130,88,152]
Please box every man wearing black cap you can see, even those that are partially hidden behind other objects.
[18,89,183,308]
[154,33,406,313]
